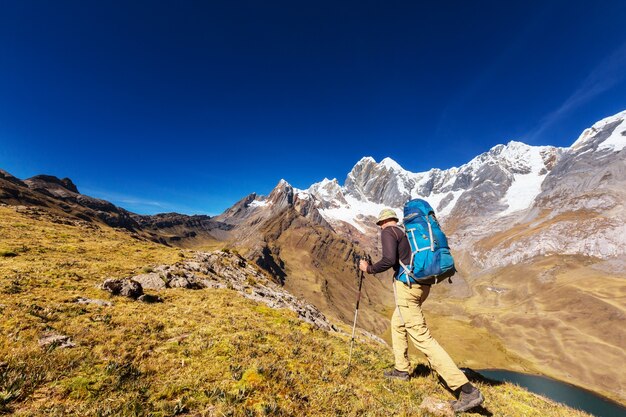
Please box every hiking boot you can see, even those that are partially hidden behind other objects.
[452,387,484,413]
[383,368,410,381]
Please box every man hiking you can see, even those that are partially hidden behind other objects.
[358,208,484,413]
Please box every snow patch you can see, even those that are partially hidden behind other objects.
[486,286,507,294]
[249,200,269,208]
[572,110,626,149]
[499,146,548,216]
[413,189,463,217]
[597,118,626,152]
[319,194,402,233]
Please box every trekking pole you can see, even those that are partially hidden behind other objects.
[347,254,370,371]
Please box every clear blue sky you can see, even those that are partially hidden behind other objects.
[1,1,625,215]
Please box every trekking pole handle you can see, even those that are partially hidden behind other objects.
[355,269,364,309]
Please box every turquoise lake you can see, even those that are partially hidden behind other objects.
[478,370,626,417]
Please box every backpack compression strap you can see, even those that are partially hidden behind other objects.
[398,214,438,286]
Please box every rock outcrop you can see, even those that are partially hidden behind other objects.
[103,250,338,332]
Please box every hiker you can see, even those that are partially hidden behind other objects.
[358,208,484,413]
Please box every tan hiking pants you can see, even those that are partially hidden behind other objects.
[391,280,469,390]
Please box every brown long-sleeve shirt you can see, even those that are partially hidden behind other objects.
[367,225,412,276]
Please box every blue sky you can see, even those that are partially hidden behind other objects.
[1,1,625,215]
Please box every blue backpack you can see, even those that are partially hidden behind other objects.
[397,199,456,285]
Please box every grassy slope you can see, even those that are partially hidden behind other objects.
[438,208,626,406]
[0,206,592,416]
[428,256,626,406]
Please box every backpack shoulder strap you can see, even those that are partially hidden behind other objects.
[388,224,406,241]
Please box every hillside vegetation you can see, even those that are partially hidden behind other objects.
[0,205,592,416]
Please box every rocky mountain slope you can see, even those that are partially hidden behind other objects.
[213,183,394,335]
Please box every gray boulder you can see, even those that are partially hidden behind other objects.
[133,273,167,290]
[102,278,143,299]
[168,275,203,289]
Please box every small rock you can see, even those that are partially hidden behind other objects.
[168,275,204,289]
[74,297,112,307]
[200,280,224,289]
[168,276,192,289]
[102,278,143,299]
[39,334,75,350]
[137,294,163,303]
[133,273,167,290]
[184,261,202,271]
[419,396,455,417]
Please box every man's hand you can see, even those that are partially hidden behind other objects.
[359,259,369,272]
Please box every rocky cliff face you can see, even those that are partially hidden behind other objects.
[21,174,142,230]
[536,111,626,213]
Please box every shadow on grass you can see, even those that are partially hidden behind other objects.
[461,367,505,387]
[469,405,494,416]
[410,363,432,378]
[409,365,504,387]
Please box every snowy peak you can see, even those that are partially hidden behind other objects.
[571,110,626,153]
[268,179,295,207]
[306,178,347,207]
[466,141,561,176]
[344,156,419,207]
[380,157,404,171]
[355,156,376,165]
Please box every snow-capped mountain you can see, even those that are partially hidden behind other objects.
[338,141,562,223]
[228,109,626,263]
[472,110,626,267]
[290,141,563,233]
